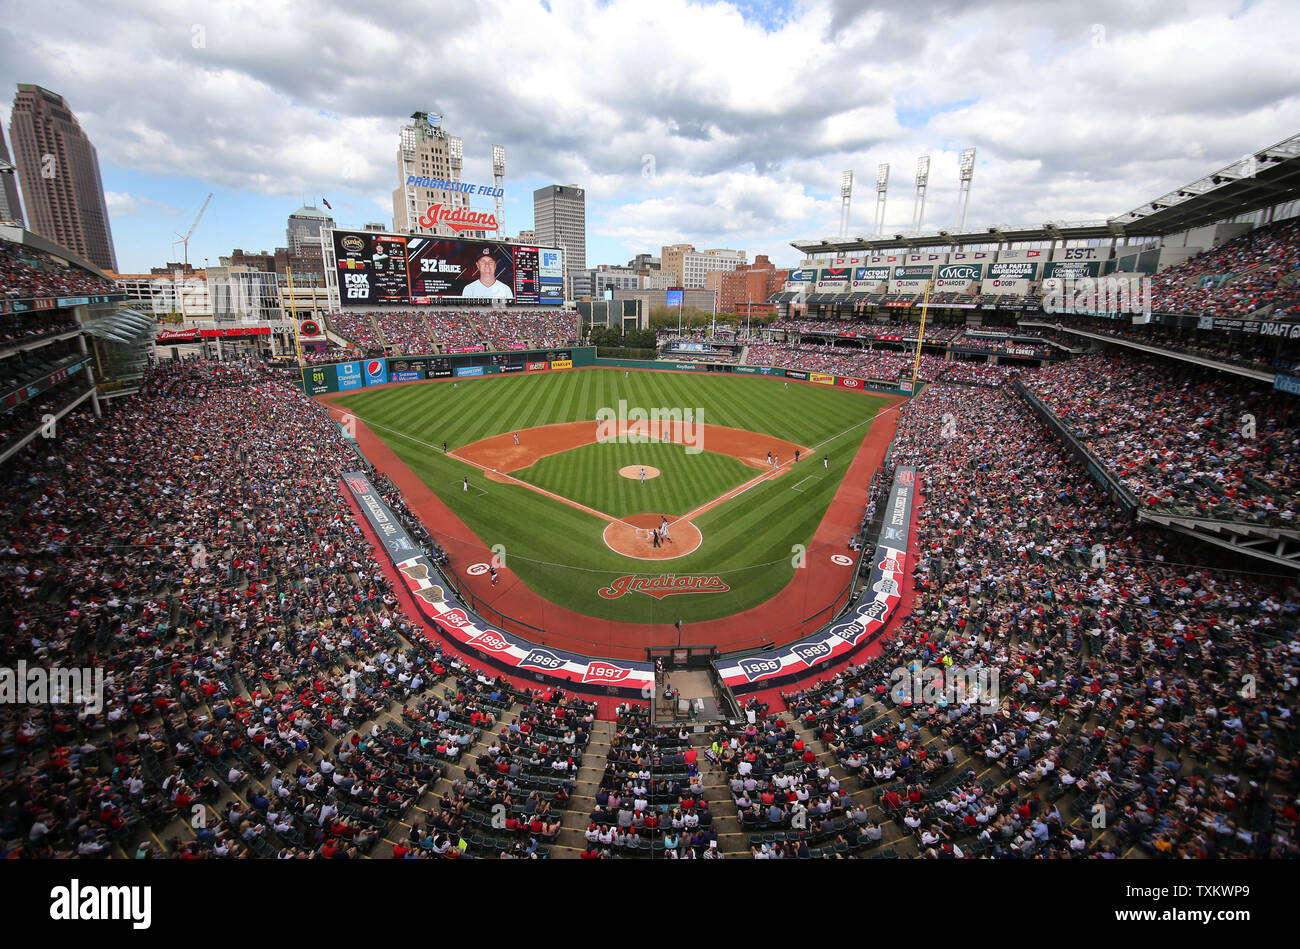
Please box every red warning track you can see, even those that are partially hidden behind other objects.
[317,386,906,661]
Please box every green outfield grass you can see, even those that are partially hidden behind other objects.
[333,369,893,623]
[514,439,757,518]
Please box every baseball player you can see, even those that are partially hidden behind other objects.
[652,529,661,549]
[640,467,646,485]
[660,522,671,544]
[823,454,829,468]
[453,382,458,390]
[784,382,788,390]
[767,451,772,465]
[795,449,800,463]
[513,433,519,446]
[489,565,499,586]
[463,476,469,492]
[442,441,448,454]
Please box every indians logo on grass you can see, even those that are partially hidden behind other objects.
[597,574,730,600]
[582,661,631,684]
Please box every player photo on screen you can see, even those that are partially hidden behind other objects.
[406,239,515,300]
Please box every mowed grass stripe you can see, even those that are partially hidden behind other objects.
[514,440,754,518]
[334,371,893,622]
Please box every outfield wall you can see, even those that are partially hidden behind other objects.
[301,347,910,396]
[341,469,656,700]
[301,346,597,394]
[713,465,918,694]
[593,356,908,395]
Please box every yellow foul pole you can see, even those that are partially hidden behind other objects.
[909,279,933,392]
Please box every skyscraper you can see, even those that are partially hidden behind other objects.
[8,84,117,270]
[390,111,491,240]
[0,124,23,225]
[286,204,335,273]
[533,185,586,298]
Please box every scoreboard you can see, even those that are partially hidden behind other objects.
[332,229,564,305]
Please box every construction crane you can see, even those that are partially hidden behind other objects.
[173,193,213,270]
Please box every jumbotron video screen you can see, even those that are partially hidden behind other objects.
[333,230,564,305]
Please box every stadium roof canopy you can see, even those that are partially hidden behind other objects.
[792,131,1300,255]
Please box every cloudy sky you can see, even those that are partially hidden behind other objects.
[2,0,1297,273]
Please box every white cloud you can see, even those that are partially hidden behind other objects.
[2,0,1296,268]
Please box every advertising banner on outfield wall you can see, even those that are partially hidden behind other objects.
[336,361,364,391]
[714,466,918,693]
[342,471,654,698]
[549,359,573,370]
[364,358,388,386]
[303,364,337,395]
[455,366,484,377]
[809,372,835,385]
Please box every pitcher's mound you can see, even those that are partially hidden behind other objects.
[604,513,701,560]
[619,465,661,481]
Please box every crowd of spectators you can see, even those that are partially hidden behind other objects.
[0,356,484,858]
[477,309,576,351]
[1025,353,1299,525]
[328,313,383,352]
[579,709,723,859]
[769,381,1298,858]
[1149,219,1300,318]
[1042,319,1299,373]
[743,343,1022,384]
[0,239,115,300]
[0,311,79,346]
[374,312,435,353]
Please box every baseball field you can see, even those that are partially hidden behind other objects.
[330,369,895,628]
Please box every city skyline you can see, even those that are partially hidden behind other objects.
[0,0,1297,274]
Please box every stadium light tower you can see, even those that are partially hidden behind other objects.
[873,163,890,238]
[448,135,464,211]
[956,147,976,232]
[838,170,854,240]
[492,144,506,238]
[912,155,930,233]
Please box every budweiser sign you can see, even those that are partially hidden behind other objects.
[417,203,500,233]
[598,574,730,600]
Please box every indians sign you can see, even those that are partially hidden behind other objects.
[598,574,731,600]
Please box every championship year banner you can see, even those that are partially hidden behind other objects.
[342,471,653,697]
[714,466,917,693]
